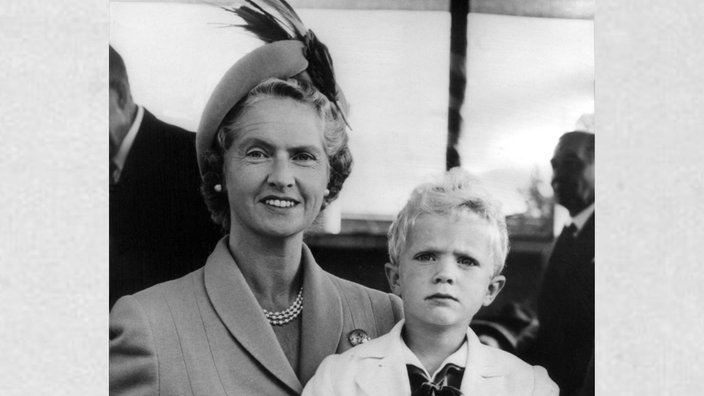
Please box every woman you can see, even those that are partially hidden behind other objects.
[109,2,402,395]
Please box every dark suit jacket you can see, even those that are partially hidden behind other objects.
[110,238,403,396]
[109,109,220,308]
[530,213,594,396]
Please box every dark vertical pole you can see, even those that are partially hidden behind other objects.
[446,0,469,170]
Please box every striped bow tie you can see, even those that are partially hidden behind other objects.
[406,363,465,396]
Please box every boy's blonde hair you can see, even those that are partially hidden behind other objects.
[387,168,509,276]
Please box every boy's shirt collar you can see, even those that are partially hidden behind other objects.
[399,325,468,380]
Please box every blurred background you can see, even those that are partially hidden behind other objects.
[110,0,593,318]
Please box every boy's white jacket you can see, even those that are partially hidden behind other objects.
[302,320,558,396]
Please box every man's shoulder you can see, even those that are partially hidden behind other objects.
[141,108,196,145]
[136,109,200,175]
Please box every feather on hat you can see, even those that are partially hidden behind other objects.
[196,0,348,177]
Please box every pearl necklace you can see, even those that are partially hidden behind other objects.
[263,286,304,326]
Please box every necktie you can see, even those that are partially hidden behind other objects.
[565,223,578,238]
[557,223,578,245]
[406,363,465,396]
[549,223,579,269]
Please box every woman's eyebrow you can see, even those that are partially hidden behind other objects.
[237,137,323,153]
[288,144,325,154]
[237,137,274,150]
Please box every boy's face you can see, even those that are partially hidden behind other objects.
[385,213,505,331]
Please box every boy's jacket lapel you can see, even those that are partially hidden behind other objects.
[461,328,512,395]
[353,324,410,396]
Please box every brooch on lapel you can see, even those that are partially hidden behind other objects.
[348,329,371,346]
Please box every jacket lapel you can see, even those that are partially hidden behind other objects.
[298,244,344,385]
[117,109,159,185]
[354,321,410,396]
[461,327,510,395]
[204,238,302,394]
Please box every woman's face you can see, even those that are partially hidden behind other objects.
[223,97,329,240]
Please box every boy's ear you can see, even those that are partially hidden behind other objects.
[384,262,402,297]
[482,275,506,306]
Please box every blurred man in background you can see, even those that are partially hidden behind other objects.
[528,129,595,396]
[109,45,219,308]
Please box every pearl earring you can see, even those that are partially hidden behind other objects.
[214,184,222,192]
[324,189,330,197]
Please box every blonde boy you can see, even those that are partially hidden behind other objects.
[303,169,557,396]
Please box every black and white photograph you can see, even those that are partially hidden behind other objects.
[2,0,703,394]
[108,1,592,395]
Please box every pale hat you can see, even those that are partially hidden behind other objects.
[195,0,348,178]
[195,40,308,175]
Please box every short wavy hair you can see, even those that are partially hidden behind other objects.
[200,77,352,233]
[387,168,509,276]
